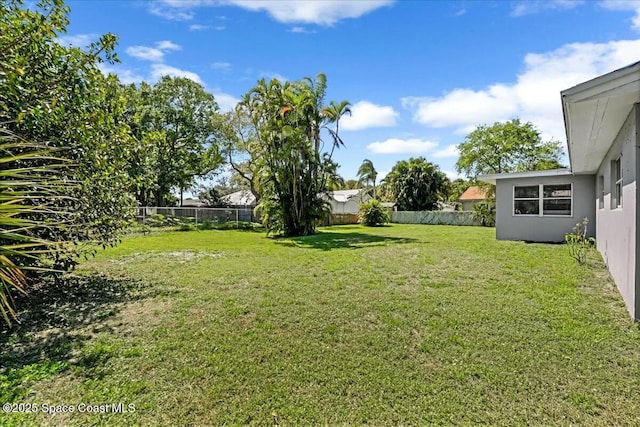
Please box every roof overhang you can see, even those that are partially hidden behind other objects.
[562,61,640,174]
[478,169,573,185]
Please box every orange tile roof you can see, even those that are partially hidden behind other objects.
[458,186,487,201]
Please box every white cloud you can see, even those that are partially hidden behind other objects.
[126,46,165,62]
[289,26,315,33]
[98,63,145,85]
[600,0,640,30]
[126,41,182,62]
[151,0,392,25]
[212,90,240,112]
[214,25,227,30]
[402,39,640,142]
[341,101,398,131]
[442,170,461,180]
[55,33,99,47]
[511,0,585,17]
[367,138,438,154]
[259,71,289,81]
[189,24,211,31]
[156,40,182,51]
[150,64,203,84]
[433,144,459,159]
[149,2,195,20]
[212,62,232,72]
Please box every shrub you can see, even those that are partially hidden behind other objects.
[472,202,495,227]
[565,217,596,264]
[358,200,390,226]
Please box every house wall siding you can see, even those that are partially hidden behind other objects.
[495,175,596,243]
[595,104,638,320]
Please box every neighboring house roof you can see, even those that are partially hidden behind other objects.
[380,202,396,208]
[458,186,487,202]
[479,169,572,185]
[562,60,640,174]
[328,189,371,203]
[182,198,204,207]
[220,190,256,206]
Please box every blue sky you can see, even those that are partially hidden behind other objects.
[58,0,640,183]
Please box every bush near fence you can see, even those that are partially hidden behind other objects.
[391,211,482,226]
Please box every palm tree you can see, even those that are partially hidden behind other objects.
[0,128,73,324]
[357,159,378,199]
[322,100,351,157]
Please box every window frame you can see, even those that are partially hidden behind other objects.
[513,183,573,217]
[597,175,604,210]
[611,156,623,209]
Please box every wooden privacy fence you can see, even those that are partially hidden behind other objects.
[320,213,360,226]
[391,211,481,226]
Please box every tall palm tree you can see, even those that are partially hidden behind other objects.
[357,159,378,199]
[322,100,351,158]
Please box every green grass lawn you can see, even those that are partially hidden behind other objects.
[2,225,639,426]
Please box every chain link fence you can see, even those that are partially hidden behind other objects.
[135,206,256,226]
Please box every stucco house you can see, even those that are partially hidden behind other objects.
[480,61,640,320]
[327,189,372,214]
[458,186,488,211]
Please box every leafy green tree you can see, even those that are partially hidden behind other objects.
[217,110,261,204]
[357,159,378,199]
[145,76,224,206]
[382,158,449,211]
[0,0,141,321]
[343,179,360,190]
[456,119,564,178]
[447,178,473,202]
[1,0,135,269]
[239,74,350,236]
[358,199,389,226]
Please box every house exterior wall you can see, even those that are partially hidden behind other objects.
[495,175,595,243]
[461,200,476,211]
[595,105,639,320]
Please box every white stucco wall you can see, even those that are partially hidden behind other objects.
[495,175,596,243]
[595,104,638,320]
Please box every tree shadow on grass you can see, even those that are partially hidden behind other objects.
[0,274,172,402]
[276,231,419,251]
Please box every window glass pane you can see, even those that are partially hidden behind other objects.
[514,200,539,215]
[543,184,571,198]
[514,186,539,199]
[543,199,571,215]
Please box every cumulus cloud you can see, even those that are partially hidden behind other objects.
[98,63,146,85]
[126,46,165,62]
[402,39,640,142]
[511,0,585,17]
[367,138,438,155]
[126,41,182,62]
[212,90,241,112]
[150,64,204,84]
[433,144,460,159]
[600,0,640,30]
[341,101,398,131]
[150,0,392,25]
[189,24,211,31]
[156,40,182,51]
[55,33,99,47]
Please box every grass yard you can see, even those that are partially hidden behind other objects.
[1,224,639,425]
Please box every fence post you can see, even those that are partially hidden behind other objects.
[236,209,239,226]
[195,207,198,228]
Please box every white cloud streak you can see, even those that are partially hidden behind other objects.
[151,0,392,25]
[600,0,640,30]
[55,33,99,47]
[341,101,398,131]
[511,0,585,17]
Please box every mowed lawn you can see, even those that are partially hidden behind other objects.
[2,224,640,425]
